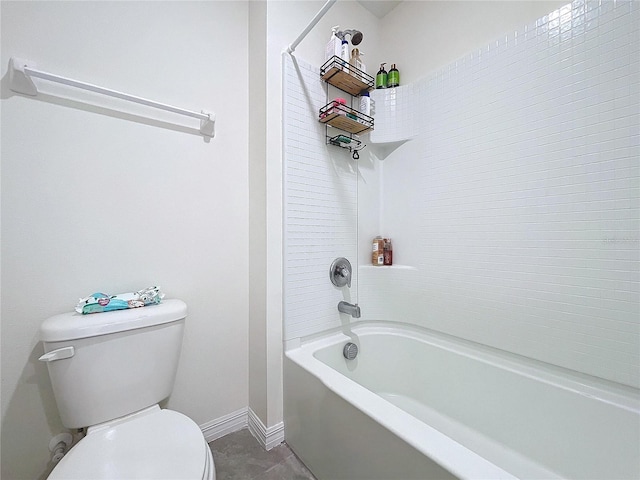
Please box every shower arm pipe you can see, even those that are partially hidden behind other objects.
[286,0,337,54]
[7,57,215,138]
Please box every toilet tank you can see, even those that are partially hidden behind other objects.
[39,299,187,429]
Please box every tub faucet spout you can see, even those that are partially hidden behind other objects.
[338,301,361,318]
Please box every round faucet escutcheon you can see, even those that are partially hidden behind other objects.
[330,257,352,288]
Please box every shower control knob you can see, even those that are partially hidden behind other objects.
[330,257,353,288]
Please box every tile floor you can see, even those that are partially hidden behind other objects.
[209,428,316,480]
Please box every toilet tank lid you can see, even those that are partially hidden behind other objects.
[40,299,187,342]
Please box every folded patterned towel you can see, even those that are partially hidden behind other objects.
[75,286,164,314]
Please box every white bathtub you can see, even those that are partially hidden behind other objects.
[284,323,640,480]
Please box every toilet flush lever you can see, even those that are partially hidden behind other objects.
[39,346,75,362]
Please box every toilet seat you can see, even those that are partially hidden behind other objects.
[48,406,215,480]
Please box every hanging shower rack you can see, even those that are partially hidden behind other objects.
[7,57,215,138]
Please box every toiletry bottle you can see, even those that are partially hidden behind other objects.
[350,48,365,80]
[358,51,367,81]
[349,48,359,70]
[376,63,387,89]
[326,26,341,62]
[387,64,399,87]
[359,91,371,121]
[326,97,346,117]
[372,236,384,266]
[340,39,350,72]
[383,238,393,265]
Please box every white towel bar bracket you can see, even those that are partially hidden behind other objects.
[8,57,215,138]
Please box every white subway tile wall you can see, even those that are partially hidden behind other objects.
[284,1,639,387]
[370,83,419,144]
[283,56,359,340]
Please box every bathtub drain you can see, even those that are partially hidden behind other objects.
[343,342,358,360]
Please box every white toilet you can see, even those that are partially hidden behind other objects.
[39,299,215,479]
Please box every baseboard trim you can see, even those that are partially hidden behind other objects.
[247,407,285,451]
[199,407,248,443]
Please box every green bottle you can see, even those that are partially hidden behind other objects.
[376,63,387,89]
[387,63,399,88]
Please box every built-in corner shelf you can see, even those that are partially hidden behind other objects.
[360,264,417,271]
[369,137,414,160]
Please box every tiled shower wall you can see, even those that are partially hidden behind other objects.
[284,1,639,387]
[283,55,358,341]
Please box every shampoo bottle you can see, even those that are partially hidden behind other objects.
[340,39,350,72]
[387,64,399,87]
[376,63,387,89]
[359,91,371,120]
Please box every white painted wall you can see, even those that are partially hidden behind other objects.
[1,2,248,478]
[249,0,269,427]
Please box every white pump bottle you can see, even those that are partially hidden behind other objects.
[325,26,341,62]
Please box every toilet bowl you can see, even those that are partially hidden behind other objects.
[48,406,214,479]
[39,299,215,479]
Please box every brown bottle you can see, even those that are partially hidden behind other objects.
[383,238,393,265]
[372,236,384,265]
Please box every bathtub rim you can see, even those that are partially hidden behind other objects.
[285,321,639,480]
[286,321,640,413]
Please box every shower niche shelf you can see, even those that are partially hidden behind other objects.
[369,137,414,160]
[360,265,417,271]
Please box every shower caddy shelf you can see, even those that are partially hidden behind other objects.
[318,56,374,156]
[320,56,374,96]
